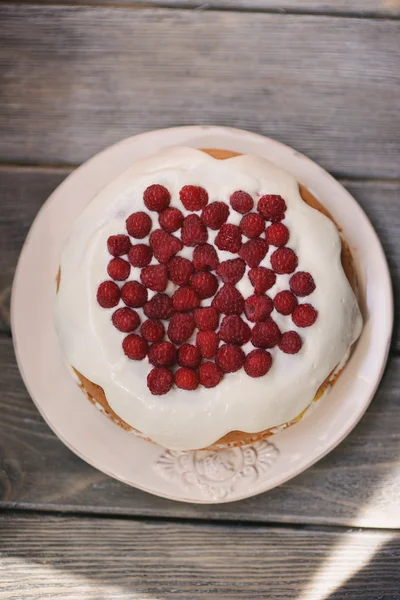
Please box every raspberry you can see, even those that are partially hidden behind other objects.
[128,244,153,268]
[274,290,298,315]
[167,313,195,345]
[239,238,269,268]
[240,213,265,238]
[289,271,316,297]
[172,286,200,311]
[218,315,251,345]
[178,344,201,368]
[121,281,148,308]
[194,306,219,331]
[199,362,223,388]
[181,214,208,246]
[193,243,219,271]
[216,344,245,373]
[149,229,183,263]
[140,319,165,343]
[175,367,199,391]
[191,272,218,299]
[215,224,242,253]
[212,284,245,315]
[230,190,254,214]
[147,367,174,395]
[148,341,177,367]
[251,320,281,349]
[292,304,318,328]
[107,257,131,281]
[201,201,229,229]
[122,334,148,360]
[143,184,170,212]
[140,264,168,292]
[143,293,174,320]
[97,281,121,308]
[279,331,302,354]
[244,294,273,322]
[168,256,194,286]
[158,207,184,233]
[126,211,152,239]
[265,223,289,247]
[179,185,208,211]
[248,267,276,293]
[270,248,298,274]
[216,258,246,285]
[257,194,287,222]
[196,330,219,359]
[244,349,272,378]
[107,234,131,257]
[112,307,140,333]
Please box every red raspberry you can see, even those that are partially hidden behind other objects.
[178,344,201,368]
[128,244,153,268]
[196,330,219,359]
[140,264,168,292]
[201,201,229,229]
[121,281,148,308]
[215,224,242,253]
[244,294,273,322]
[239,238,269,268]
[270,248,298,274]
[240,213,265,238]
[158,207,184,233]
[167,313,195,345]
[199,362,223,388]
[194,306,219,331]
[140,319,165,343]
[289,271,316,297]
[112,307,140,333]
[175,367,199,391]
[168,256,194,286]
[97,281,121,308]
[292,304,318,328]
[181,214,208,246]
[172,287,200,311]
[193,243,219,271]
[251,319,281,349]
[265,223,289,247]
[248,267,276,293]
[218,315,251,345]
[143,184,170,212]
[257,194,287,222]
[148,341,177,367]
[179,185,208,211]
[107,234,131,257]
[212,284,245,315]
[230,190,254,214]
[126,211,152,238]
[147,367,173,395]
[149,229,183,263]
[216,344,245,373]
[191,272,218,299]
[144,293,174,320]
[122,334,148,360]
[107,257,131,281]
[244,349,272,378]
[216,258,246,285]
[274,290,298,315]
[279,331,302,354]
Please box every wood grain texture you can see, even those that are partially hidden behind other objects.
[1,5,399,178]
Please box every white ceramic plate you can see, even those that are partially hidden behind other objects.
[12,126,393,503]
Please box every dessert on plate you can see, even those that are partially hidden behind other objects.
[54,147,362,451]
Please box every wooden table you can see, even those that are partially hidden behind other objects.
[1,2,400,597]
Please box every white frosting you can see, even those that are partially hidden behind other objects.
[54,147,362,450]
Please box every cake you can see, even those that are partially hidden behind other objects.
[54,147,362,451]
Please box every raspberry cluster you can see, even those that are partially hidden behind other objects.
[97,184,317,394]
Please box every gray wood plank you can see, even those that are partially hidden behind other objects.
[0,5,399,178]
